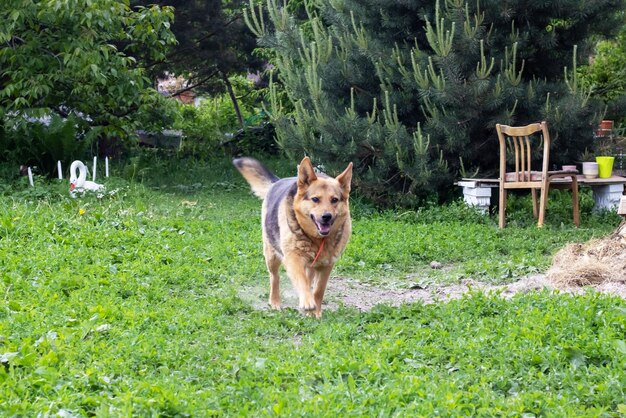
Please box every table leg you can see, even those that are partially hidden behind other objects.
[592,184,624,211]
[462,185,492,213]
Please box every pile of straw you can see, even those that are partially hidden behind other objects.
[547,223,626,287]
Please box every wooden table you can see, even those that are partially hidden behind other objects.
[456,175,626,213]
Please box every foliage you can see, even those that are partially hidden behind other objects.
[174,101,228,149]
[0,0,177,143]
[133,0,267,129]
[578,24,626,127]
[134,0,263,94]
[579,27,626,104]
[1,114,92,176]
[247,0,625,206]
[0,156,625,415]
[173,77,278,157]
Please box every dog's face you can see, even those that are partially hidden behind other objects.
[294,157,353,238]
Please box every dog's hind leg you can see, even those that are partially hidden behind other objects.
[264,245,282,310]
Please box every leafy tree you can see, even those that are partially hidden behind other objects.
[135,0,265,127]
[247,0,626,205]
[0,0,177,169]
[579,25,626,125]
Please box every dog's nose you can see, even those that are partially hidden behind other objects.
[321,212,332,223]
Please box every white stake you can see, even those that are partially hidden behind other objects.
[92,156,97,182]
[27,167,34,187]
[105,156,109,177]
[57,160,63,179]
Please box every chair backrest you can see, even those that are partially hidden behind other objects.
[496,121,551,183]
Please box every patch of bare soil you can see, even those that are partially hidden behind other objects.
[240,224,626,312]
[240,273,626,313]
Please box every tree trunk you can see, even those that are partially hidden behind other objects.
[221,71,244,129]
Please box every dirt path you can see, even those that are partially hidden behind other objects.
[240,224,626,312]
[240,274,626,313]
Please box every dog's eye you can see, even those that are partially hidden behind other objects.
[331,197,339,204]
[311,197,320,203]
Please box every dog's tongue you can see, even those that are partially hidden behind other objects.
[317,222,331,236]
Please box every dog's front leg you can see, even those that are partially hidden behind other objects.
[311,265,332,318]
[283,255,316,312]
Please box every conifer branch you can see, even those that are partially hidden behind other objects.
[463,1,484,38]
[494,74,503,97]
[412,123,430,156]
[475,39,494,79]
[411,51,430,89]
[564,45,592,107]
[244,0,265,38]
[394,44,410,79]
[366,97,378,124]
[504,43,524,86]
[337,34,351,76]
[350,11,368,50]
[544,92,551,113]
[422,97,440,121]
[446,0,464,7]
[345,87,356,119]
[506,99,518,118]
[427,57,446,90]
[425,0,455,57]
[267,0,289,32]
[267,71,282,116]
[382,90,400,130]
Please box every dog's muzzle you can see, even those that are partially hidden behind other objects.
[311,213,333,236]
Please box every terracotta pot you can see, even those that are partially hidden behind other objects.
[600,120,614,129]
[596,120,614,137]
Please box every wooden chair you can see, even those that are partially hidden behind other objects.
[496,121,580,228]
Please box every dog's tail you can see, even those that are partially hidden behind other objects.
[233,157,280,199]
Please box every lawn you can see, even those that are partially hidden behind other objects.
[1,155,626,416]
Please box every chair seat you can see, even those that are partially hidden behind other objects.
[504,169,578,182]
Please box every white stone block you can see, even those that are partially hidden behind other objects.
[592,183,624,211]
[462,186,492,213]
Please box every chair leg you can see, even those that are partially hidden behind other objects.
[571,176,580,227]
[538,184,549,228]
[531,188,538,219]
[499,183,506,228]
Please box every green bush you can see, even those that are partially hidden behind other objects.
[174,76,277,157]
[1,113,92,177]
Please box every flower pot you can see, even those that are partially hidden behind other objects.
[596,120,614,137]
[582,162,599,179]
[596,156,615,178]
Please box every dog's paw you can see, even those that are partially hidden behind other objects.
[306,309,322,319]
[299,295,317,312]
[269,299,281,310]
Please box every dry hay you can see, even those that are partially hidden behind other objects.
[547,222,626,287]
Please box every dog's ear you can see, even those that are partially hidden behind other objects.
[336,162,353,193]
[297,156,317,188]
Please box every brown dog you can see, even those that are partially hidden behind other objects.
[233,157,353,318]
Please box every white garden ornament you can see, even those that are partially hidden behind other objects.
[69,160,104,197]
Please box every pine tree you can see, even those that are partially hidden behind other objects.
[247,0,626,205]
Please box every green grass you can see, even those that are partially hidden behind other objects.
[1,155,625,416]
